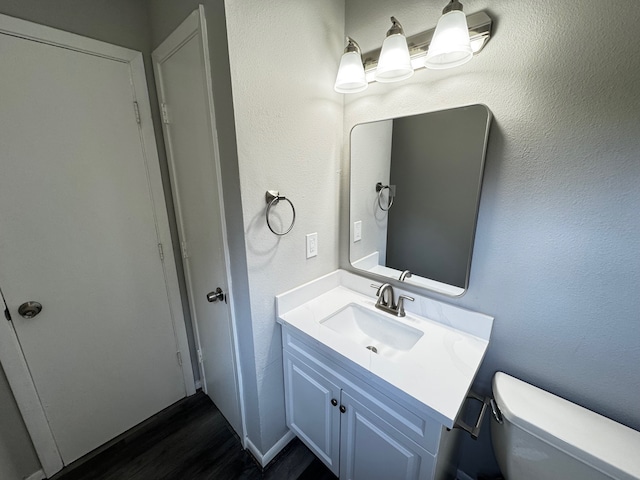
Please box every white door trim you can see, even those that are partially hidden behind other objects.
[152,5,247,446]
[0,13,195,477]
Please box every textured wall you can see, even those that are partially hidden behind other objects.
[343,0,640,477]
[224,0,345,452]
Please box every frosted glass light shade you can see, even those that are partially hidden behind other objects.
[375,34,414,83]
[334,51,367,93]
[425,10,473,70]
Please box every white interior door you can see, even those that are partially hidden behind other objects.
[0,20,190,465]
[152,8,243,435]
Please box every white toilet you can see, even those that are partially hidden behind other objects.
[490,371,640,480]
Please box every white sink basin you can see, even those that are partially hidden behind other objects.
[320,303,423,357]
[276,270,494,426]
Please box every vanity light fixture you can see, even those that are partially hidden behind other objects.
[375,17,414,83]
[334,9,492,93]
[425,0,473,69]
[334,37,368,93]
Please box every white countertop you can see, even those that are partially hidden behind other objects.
[276,270,493,428]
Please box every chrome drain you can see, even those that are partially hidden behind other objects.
[366,345,378,354]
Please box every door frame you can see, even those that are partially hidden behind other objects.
[151,6,247,444]
[0,13,195,477]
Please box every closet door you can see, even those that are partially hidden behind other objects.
[152,7,242,435]
[0,20,188,465]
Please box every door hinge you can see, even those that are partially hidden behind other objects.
[181,241,189,259]
[0,286,11,322]
[161,103,170,124]
[158,243,164,261]
[177,351,183,366]
[133,101,141,124]
[197,349,203,364]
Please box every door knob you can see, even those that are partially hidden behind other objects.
[18,301,43,319]
[206,288,225,303]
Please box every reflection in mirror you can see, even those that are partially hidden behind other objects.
[349,104,491,296]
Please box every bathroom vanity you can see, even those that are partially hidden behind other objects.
[276,270,493,480]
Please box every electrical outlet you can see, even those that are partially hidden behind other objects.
[306,232,318,258]
[354,220,362,242]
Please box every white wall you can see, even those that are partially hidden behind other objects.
[343,0,640,476]
[350,120,392,264]
[224,0,345,452]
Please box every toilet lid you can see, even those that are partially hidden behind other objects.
[493,372,640,480]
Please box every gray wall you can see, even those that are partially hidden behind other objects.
[343,0,640,477]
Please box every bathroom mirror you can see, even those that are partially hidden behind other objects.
[349,104,491,296]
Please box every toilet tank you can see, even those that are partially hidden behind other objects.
[491,372,640,480]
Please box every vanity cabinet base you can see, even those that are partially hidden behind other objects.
[282,328,460,480]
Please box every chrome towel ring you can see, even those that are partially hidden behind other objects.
[265,190,296,236]
[376,182,396,211]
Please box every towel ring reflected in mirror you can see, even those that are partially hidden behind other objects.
[376,182,395,211]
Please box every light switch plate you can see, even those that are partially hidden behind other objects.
[306,233,318,258]
[354,221,362,242]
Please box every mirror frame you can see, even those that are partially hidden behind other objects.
[346,104,492,297]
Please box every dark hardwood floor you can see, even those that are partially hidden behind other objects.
[50,392,337,480]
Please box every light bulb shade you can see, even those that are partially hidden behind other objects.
[334,51,367,93]
[425,10,473,70]
[375,34,414,83]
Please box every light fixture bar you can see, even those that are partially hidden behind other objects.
[361,11,492,80]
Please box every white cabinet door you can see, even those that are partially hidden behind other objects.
[340,391,435,480]
[283,353,341,475]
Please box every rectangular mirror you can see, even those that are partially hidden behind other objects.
[349,104,492,296]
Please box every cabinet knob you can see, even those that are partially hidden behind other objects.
[331,398,338,406]
[340,405,346,413]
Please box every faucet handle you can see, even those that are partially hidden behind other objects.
[396,294,414,317]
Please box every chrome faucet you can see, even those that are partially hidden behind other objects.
[370,283,414,317]
[399,270,412,281]
[375,283,394,307]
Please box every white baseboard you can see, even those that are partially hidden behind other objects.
[457,469,474,480]
[25,470,46,480]
[245,430,296,468]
